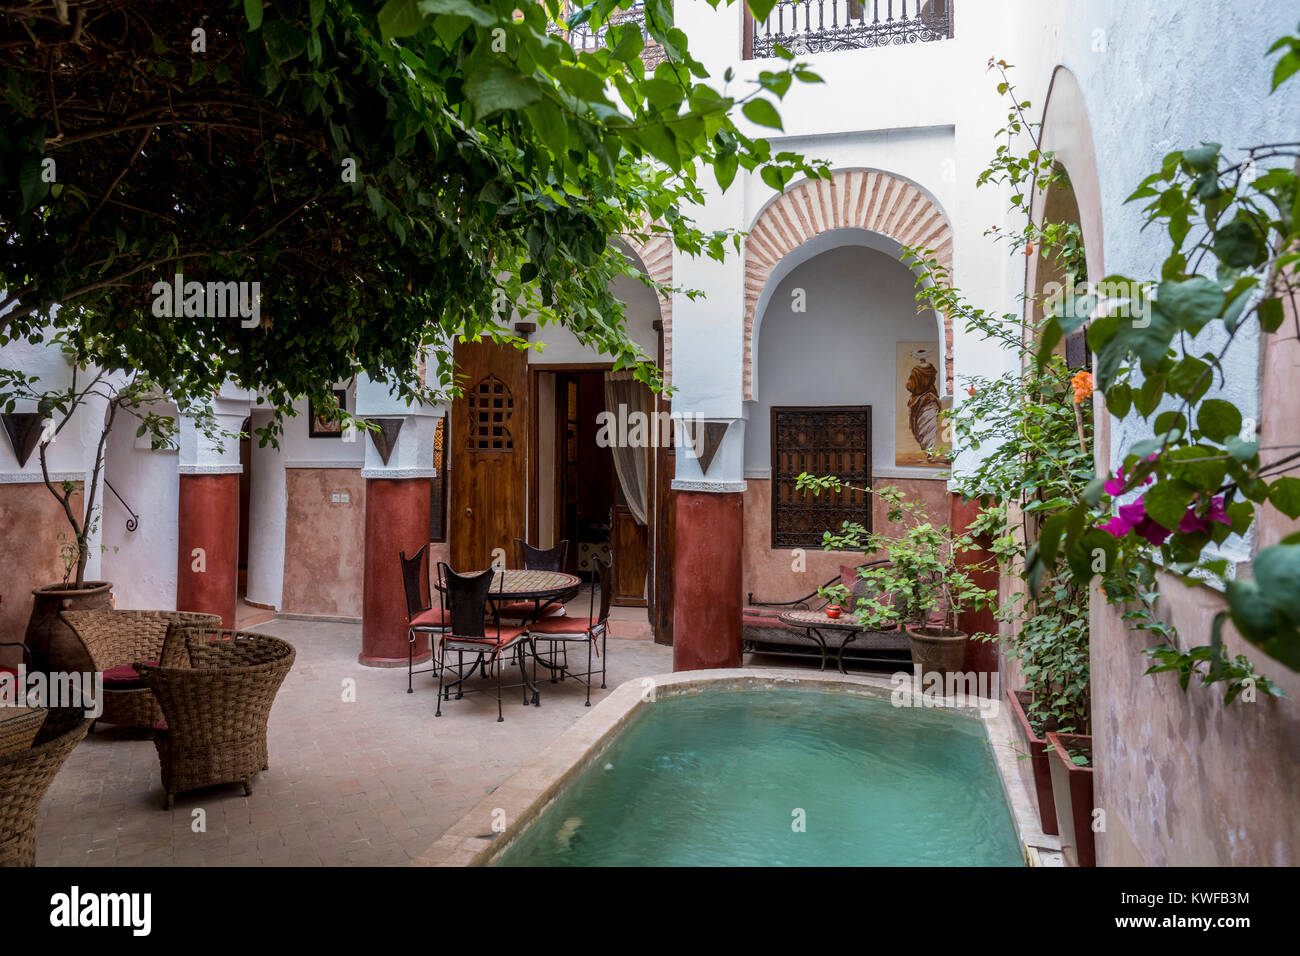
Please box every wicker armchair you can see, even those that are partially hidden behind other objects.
[58,610,223,730]
[137,630,295,809]
[0,708,92,866]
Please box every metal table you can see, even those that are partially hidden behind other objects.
[777,609,870,674]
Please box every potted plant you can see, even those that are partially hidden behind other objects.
[797,480,996,677]
[1046,731,1095,867]
[0,337,181,672]
[816,583,850,618]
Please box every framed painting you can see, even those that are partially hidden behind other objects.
[895,343,950,467]
[308,388,348,438]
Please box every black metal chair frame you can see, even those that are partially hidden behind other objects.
[401,545,450,694]
[435,564,539,722]
[530,553,613,707]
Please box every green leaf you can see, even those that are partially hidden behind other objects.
[1259,297,1284,333]
[1196,398,1241,443]
[378,0,424,40]
[464,63,542,120]
[1224,435,1259,463]
[419,0,499,27]
[1255,544,1300,631]
[1158,277,1224,335]
[1271,48,1300,91]
[1269,477,1300,520]
[1144,478,1195,531]
[741,98,783,131]
[1105,382,1132,418]
[244,0,264,31]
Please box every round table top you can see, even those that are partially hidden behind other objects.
[436,568,581,601]
[779,608,865,630]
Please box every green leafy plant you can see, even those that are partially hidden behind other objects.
[816,583,850,608]
[0,332,209,587]
[1030,27,1300,695]
[0,0,829,439]
[796,478,996,634]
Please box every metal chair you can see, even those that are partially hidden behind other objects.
[401,545,450,694]
[495,539,573,623]
[435,564,530,722]
[527,553,613,706]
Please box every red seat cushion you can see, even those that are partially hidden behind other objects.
[742,607,799,630]
[101,662,157,689]
[528,616,601,635]
[410,608,449,628]
[445,625,528,646]
[0,665,18,678]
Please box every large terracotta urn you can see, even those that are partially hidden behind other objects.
[24,582,113,673]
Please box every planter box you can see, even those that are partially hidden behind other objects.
[1006,689,1058,835]
[1046,732,1095,867]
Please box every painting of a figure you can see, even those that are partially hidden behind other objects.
[895,343,950,466]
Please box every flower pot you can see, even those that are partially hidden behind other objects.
[824,605,842,619]
[24,582,113,674]
[1046,732,1095,867]
[905,624,967,677]
[1006,689,1058,835]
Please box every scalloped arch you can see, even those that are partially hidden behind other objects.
[743,169,955,400]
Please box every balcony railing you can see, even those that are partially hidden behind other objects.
[747,0,952,59]
[552,2,669,69]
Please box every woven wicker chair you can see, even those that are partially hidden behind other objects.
[137,630,295,809]
[58,610,222,730]
[0,708,92,866]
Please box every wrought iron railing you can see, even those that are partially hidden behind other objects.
[748,0,952,59]
[552,2,669,69]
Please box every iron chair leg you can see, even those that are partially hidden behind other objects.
[408,628,415,694]
[601,628,607,689]
[435,650,446,716]
[585,634,593,706]
[496,649,504,722]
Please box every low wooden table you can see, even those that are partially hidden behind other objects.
[777,609,870,675]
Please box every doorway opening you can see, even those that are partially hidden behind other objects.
[531,367,650,606]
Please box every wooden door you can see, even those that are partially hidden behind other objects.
[450,339,528,571]
[611,504,649,606]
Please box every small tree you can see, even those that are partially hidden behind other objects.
[0,333,184,587]
[795,478,997,634]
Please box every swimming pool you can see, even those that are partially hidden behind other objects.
[496,687,1025,866]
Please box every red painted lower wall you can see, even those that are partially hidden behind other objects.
[361,476,432,667]
[950,494,999,676]
[673,490,744,671]
[176,473,239,627]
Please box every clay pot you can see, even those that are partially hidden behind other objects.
[1046,732,1095,867]
[824,605,842,619]
[1007,689,1059,835]
[25,582,113,673]
[905,624,967,677]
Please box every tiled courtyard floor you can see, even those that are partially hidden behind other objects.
[35,615,672,866]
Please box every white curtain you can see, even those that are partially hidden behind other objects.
[604,370,650,525]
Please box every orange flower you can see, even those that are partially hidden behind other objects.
[1071,370,1094,404]
[967,385,977,397]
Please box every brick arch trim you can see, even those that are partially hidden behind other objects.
[621,232,673,385]
[743,169,955,401]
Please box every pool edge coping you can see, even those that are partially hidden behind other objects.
[410,667,1063,867]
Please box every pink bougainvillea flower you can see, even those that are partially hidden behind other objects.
[1178,496,1230,534]
[1104,454,1160,497]
[1098,515,1131,538]
[1113,496,1173,545]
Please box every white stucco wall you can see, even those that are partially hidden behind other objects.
[746,243,946,477]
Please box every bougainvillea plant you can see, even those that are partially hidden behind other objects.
[1031,28,1300,699]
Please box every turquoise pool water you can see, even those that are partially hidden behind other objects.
[498,688,1024,866]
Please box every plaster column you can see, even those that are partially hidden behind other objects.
[356,375,436,667]
[671,416,746,671]
[176,392,251,627]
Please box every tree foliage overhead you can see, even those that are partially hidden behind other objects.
[0,0,825,426]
